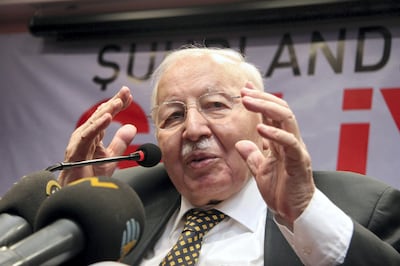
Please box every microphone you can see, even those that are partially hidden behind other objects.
[0,170,61,247]
[0,176,145,266]
[46,143,162,172]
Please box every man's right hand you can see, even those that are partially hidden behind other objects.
[58,86,137,186]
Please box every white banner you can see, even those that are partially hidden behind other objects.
[0,18,399,195]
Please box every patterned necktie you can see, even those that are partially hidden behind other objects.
[160,208,226,266]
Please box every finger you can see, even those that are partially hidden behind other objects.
[256,124,303,161]
[107,124,137,157]
[66,113,112,161]
[83,87,133,131]
[241,91,301,140]
[88,124,137,177]
[95,86,132,113]
[241,92,290,122]
[256,124,310,178]
[235,140,265,176]
[262,138,270,151]
[242,84,279,127]
[79,113,112,146]
[242,83,288,107]
[109,86,133,109]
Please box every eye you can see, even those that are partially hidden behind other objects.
[201,94,232,112]
[203,101,229,110]
[162,111,185,128]
[158,102,186,129]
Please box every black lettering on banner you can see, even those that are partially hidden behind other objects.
[265,33,300,77]
[355,26,391,72]
[204,38,230,48]
[184,38,230,48]
[127,42,157,82]
[165,41,173,54]
[239,36,247,56]
[308,29,346,75]
[93,44,121,91]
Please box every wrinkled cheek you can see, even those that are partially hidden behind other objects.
[157,133,183,176]
[157,132,177,159]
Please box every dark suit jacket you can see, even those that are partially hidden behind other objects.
[113,164,400,265]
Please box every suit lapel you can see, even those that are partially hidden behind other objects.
[264,209,303,265]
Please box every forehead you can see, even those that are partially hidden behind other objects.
[156,54,245,102]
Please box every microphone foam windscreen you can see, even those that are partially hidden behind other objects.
[137,143,162,167]
[0,170,60,225]
[34,176,145,265]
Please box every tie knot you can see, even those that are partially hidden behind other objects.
[159,209,226,266]
[183,209,226,235]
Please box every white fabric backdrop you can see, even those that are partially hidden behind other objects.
[0,18,399,196]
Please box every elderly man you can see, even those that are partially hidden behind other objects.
[59,47,400,265]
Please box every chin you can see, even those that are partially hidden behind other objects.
[190,190,230,207]
[206,199,223,205]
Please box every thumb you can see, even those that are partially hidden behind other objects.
[235,140,264,176]
[108,124,137,156]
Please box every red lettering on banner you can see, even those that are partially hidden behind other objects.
[77,99,149,169]
[342,88,373,110]
[337,123,370,174]
[380,88,400,133]
[337,88,373,174]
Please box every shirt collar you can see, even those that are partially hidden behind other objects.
[172,177,266,233]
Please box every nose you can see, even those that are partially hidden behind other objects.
[182,106,212,141]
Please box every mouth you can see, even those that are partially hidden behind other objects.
[185,151,218,168]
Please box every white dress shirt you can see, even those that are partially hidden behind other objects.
[140,177,267,266]
[138,178,354,266]
[277,189,353,265]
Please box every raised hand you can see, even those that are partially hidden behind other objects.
[58,87,137,186]
[236,83,315,229]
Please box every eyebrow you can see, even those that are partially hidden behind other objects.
[159,86,220,104]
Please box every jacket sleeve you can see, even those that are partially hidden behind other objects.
[342,186,400,265]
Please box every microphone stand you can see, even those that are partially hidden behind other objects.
[46,153,142,172]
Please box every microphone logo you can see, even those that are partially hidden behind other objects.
[46,180,61,196]
[120,218,141,258]
[68,177,119,189]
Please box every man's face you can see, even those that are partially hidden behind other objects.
[155,54,263,207]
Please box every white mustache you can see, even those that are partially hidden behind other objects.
[182,137,214,157]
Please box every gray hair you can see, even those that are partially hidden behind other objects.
[150,46,264,112]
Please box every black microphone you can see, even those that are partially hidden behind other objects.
[46,143,162,172]
[0,170,61,247]
[0,176,145,266]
